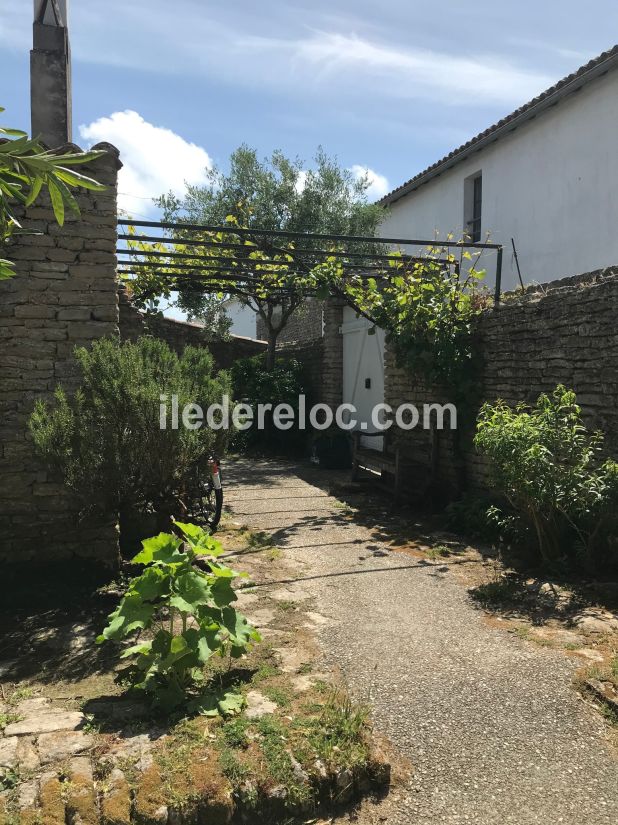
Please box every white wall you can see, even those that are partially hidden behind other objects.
[342,306,385,448]
[380,70,618,292]
[223,299,258,339]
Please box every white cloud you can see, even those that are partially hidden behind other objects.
[78,110,211,216]
[281,31,553,106]
[293,164,388,201]
[294,169,309,194]
[350,165,390,201]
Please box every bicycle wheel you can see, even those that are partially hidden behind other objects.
[199,469,223,531]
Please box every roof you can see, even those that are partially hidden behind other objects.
[379,44,618,206]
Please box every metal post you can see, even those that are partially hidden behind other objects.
[494,246,503,306]
[511,237,525,289]
[31,0,72,147]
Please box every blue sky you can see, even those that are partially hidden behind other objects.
[1,1,616,217]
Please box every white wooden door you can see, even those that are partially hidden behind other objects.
[341,306,385,450]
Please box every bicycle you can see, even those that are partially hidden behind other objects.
[192,455,223,532]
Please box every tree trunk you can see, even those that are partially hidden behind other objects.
[266,331,277,371]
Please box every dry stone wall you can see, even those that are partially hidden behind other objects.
[0,144,121,565]
[256,298,324,344]
[385,267,618,496]
[118,286,267,369]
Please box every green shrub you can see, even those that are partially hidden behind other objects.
[97,521,260,712]
[30,337,230,529]
[444,494,502,542]
[230,354,308,454]
[475,385,618,569]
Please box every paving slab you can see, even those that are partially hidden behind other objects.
[245,690,278,719]
[4,710,84,736]
[38,730,93,765]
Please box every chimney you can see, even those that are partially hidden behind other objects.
[30,0,72,147]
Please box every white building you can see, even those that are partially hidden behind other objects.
[341,46,618,440]
[378,45,618,293]
[222,297,261,339]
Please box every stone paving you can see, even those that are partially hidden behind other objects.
[224,457,618,825]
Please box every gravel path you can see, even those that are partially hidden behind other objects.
[225,458,618,825]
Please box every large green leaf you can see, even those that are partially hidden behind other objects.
[131,566,169,601]
[184,627,217,663]
[153,680,185,712]
[220,606,260,647]
[120,640,153,659]
[159,634,196,671]
[171,570,213,613]
[98,594,155,641]
[132,533,184,565]
[218,690,245,717]
[175,520,225,557]
[210,576,237,607]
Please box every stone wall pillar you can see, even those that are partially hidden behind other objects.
[0,143,121,565]
[321,298,345,411]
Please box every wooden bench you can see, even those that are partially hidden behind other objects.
[351,429,437,502]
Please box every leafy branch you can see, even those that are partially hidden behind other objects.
[0,105,106,280]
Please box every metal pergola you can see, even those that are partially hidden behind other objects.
[116,219,504,305]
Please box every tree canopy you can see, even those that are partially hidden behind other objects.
[123,146,386,365]
[158,145,384,237]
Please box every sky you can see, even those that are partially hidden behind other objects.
[1,1,616,219]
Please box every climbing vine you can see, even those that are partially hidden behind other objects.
[334,247,490,399]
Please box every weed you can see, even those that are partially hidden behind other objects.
[6,687,34,706]
[256,715,311,806]
[246,530,274,550]
[531,636,553,648]
[219,748,249,782]
[97,522,260,713]
[296,662,313,675]
[263,686,292,708]
[301,702,324,714]
[156,719,210,807]
[299,689,370,769]
[267,547,282,562]
[115,756,141,789]
[81,715,101,735]
[277,600,296,613]
[220,717,250,749]
[425,544,450,560]
[0,712,21,732]
[252,663,279,684]
[0,767,20,792]
[600,703,618,725]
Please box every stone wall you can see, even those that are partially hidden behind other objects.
[273,298,344,409]
[256,298,324,344]
[385,267,618,497]
[0,144,121,564]
[118,287,267,369]
[321,299,344,410]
